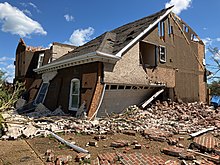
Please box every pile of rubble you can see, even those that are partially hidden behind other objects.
[0,101,220,140]
[0,101,220,164]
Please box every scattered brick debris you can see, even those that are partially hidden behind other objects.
[144,128,172,142]
[75,153,90,162]
[164,160,179,165]
[162,146,184,157]
[193,134,220,152]
[122,130,136,136]
[110,140,129,148]
[98,153,117,164]
[117,152,167,165]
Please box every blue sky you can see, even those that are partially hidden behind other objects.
[0,0,220,82]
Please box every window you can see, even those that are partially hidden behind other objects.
[167,18,173,35]
[159,46,166,63]
[158,21,165,40]
[35,82,49,104]
[140,41,157,67]
[69,79,80,111]
[37,53,44,68]
[183,24,189,33]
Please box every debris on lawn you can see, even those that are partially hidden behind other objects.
[0,101,219,164]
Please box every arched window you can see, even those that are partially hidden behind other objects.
[69,78,80,111]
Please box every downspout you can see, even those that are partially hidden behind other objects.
[88,83,106,121]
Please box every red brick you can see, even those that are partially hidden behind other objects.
[162,146,184,157]
[193,134,220,152]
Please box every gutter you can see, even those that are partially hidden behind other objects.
[115,7,173,57]
[34,51,120,74]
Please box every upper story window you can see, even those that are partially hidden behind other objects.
[69,78,80,111]
[167,18,173,35]
[158,21,165,40]
[159,46,166,63]
[140,41,157,68]
[37,53,44,68]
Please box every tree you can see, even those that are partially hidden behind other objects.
[0,70,24,111]
[208,80,220,96]
[207,47,220,96]
[207,47,220,80]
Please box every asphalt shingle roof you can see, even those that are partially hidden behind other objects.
[54,7,172,62]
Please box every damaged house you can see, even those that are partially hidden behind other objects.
[18,6,207,118]
[15,39,76,102]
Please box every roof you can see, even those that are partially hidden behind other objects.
[52,42,77,48]
[56,6,173,62]
[35,6,173,73]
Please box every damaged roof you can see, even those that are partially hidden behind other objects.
[35,6,173,73]
[55,6,173,62]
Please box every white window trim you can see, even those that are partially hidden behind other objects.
[69,78,80,111]
[34,82,49,105]
[159,46,166,63]
[37,53,45,68]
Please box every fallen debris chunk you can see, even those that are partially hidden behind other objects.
[88,141,97,147]
[187,149,220,164]
[162,146,184,157]
[75,153,90,162]
[55,155,72,165]
[141,88,164,108]
[122,130,136,136]
[47,131,89,153]
[189,127,215,138]
[110,140,129,148]
[134,144,142,149]
[167,137,178,145]
[193,134,219,152]
[164,160,180,165]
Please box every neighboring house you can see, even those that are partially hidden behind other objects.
[15,39,76,102]
[33,6,207,118]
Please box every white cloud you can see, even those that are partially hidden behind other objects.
[64,14,74,22]
[165,0,192,15]
[0,56,14,62]
[0,2,47,37]
[68,27,95,46]
[202,37,212,46]
[28,2,40,13]
[22,9,32,16]
[6,64,15,69]
[216,38,220,42]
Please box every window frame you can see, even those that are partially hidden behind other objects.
[37,53,45,68]
[159,46,166,63]
[35,82,49,105]
[69,78,80,111]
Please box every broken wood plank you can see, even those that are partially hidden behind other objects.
[47,131,89,153]
[141,88,164,108]
[189,127,215,138]
[187,149,220,164]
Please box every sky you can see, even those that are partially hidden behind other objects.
[0,0,220,83]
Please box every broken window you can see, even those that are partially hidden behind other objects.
[35,82,49,104]
[140,41,157,67]
[158,21,165,40]
[159,46,166,63]
[167,18,173,35]
[37,53,44,68]
[69,79,80,111]
[183,24,189,33]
